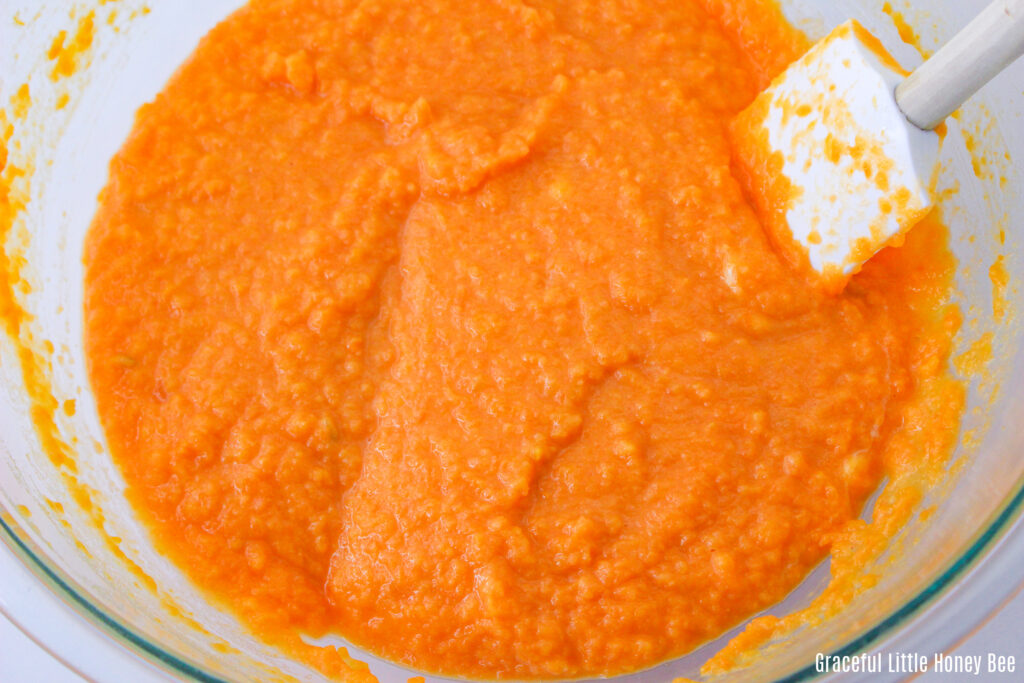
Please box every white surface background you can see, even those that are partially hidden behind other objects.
[2,535,1023,683]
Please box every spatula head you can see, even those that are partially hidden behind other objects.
[731,20,941,294]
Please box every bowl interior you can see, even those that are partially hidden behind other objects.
[1,1,1022,681]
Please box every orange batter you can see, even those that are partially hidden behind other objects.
[84,0,963,679]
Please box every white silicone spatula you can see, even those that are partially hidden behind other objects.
[732,0,1024,293]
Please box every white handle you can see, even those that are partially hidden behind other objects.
[896,0,1024,130]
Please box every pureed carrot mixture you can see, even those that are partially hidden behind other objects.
[84,0,964,679]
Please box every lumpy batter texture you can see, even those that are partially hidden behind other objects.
[84,0,963,678]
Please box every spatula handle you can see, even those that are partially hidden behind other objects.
[896,0,1024,130]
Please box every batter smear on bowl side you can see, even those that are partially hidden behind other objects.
[84,0,965,678]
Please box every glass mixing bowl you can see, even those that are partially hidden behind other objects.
[1,0,1022,680]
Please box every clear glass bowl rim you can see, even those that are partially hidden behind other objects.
[2,464,1024,682]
